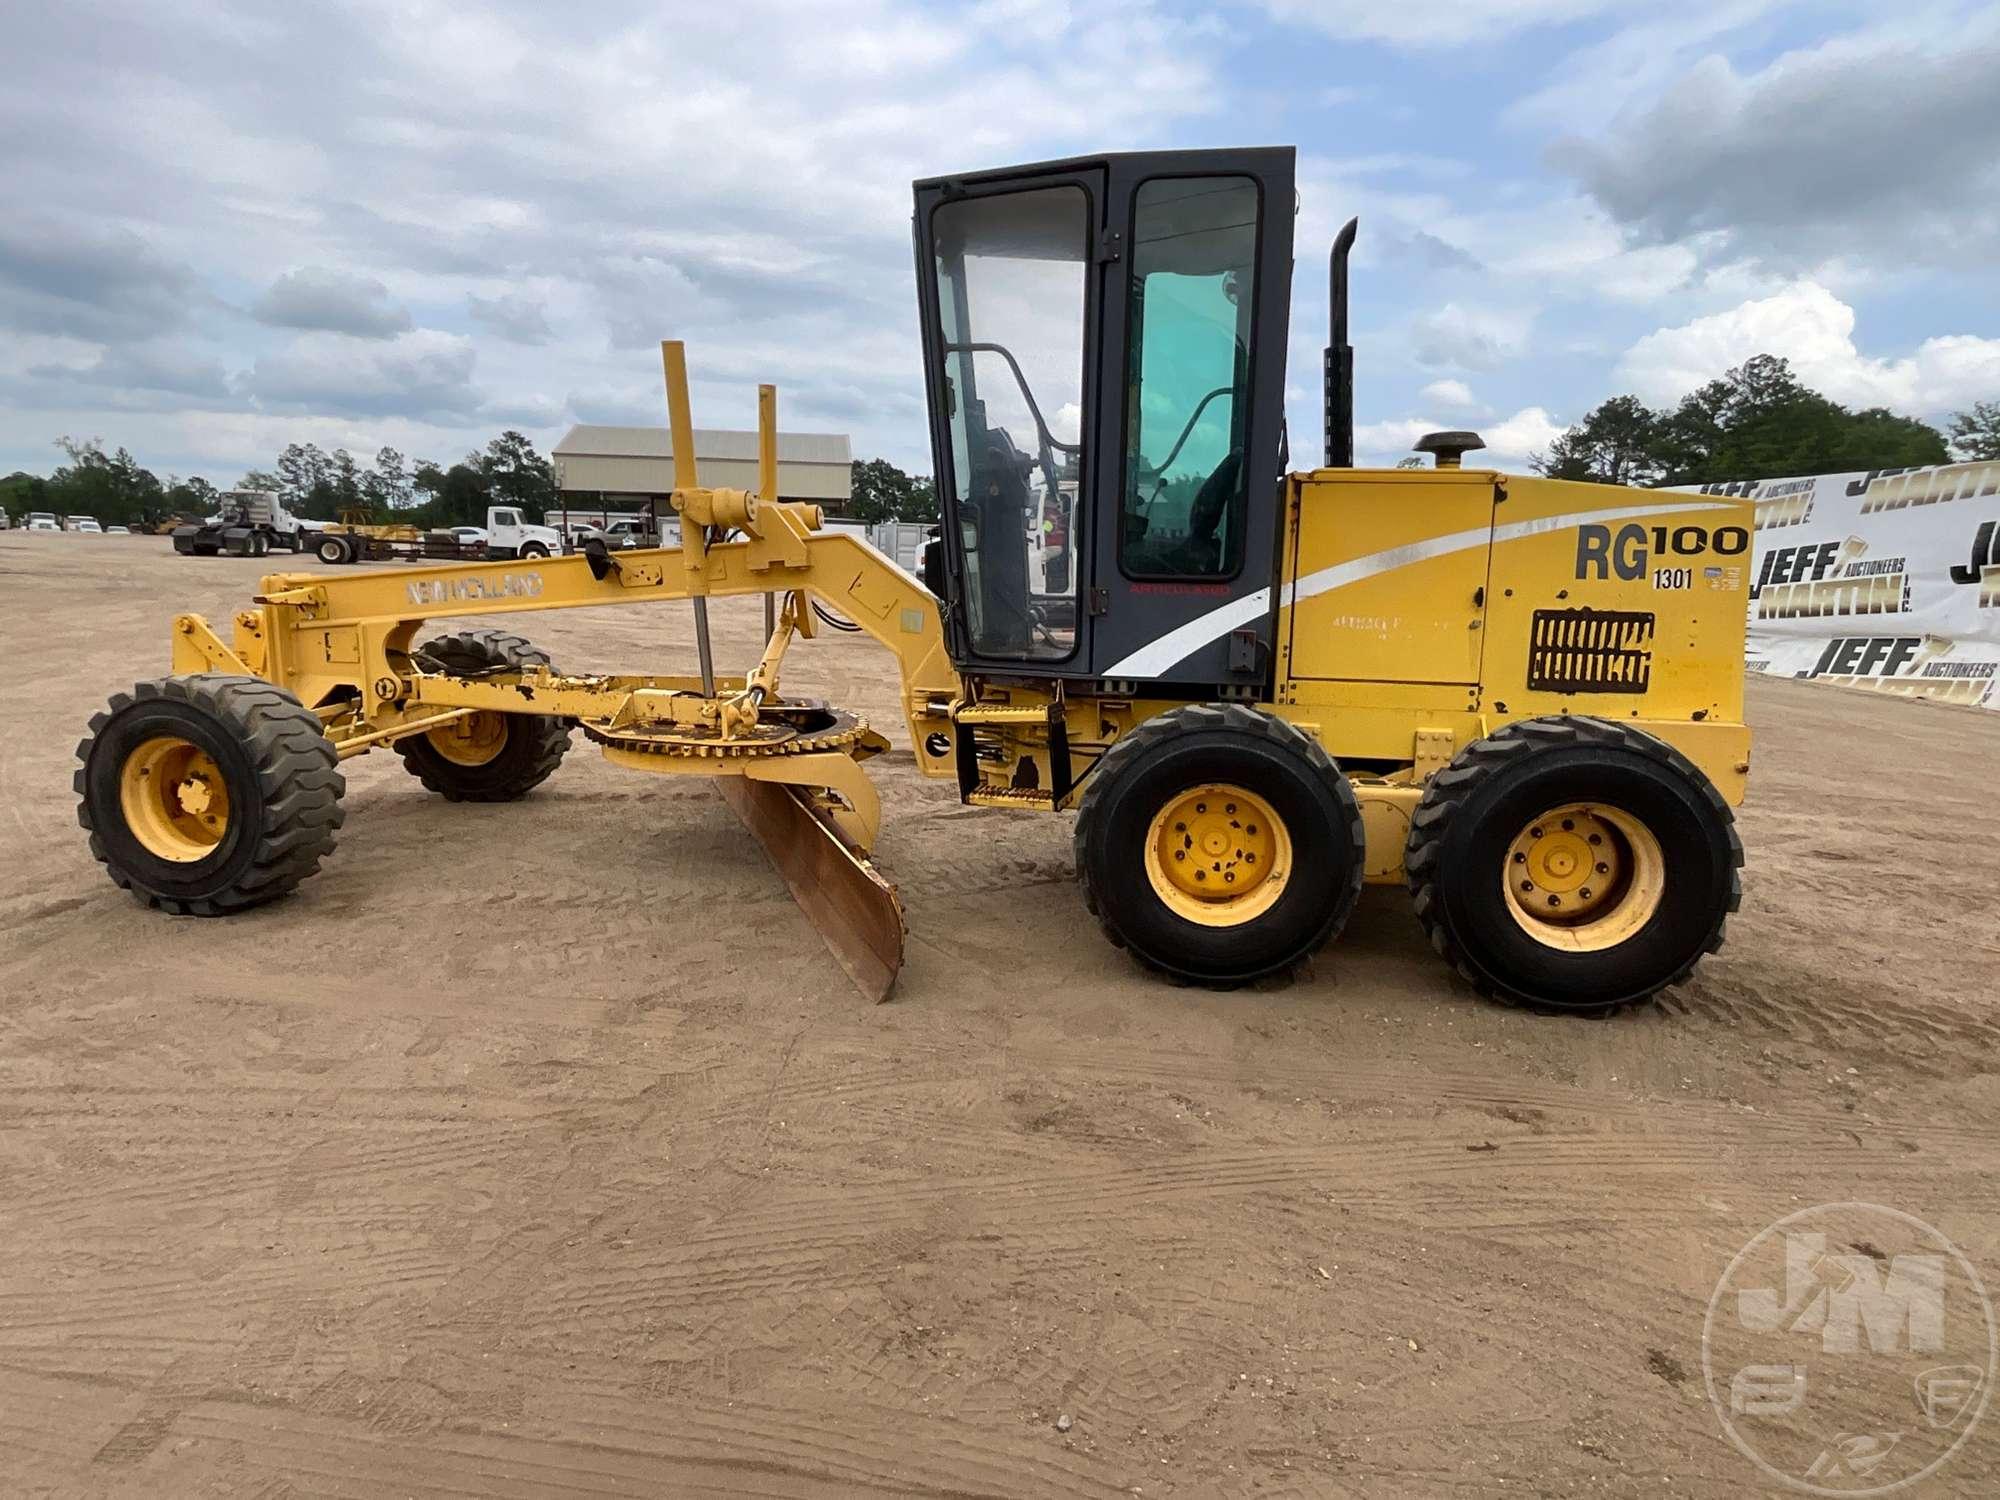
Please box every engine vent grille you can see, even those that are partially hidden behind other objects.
[1527,608,1656,694]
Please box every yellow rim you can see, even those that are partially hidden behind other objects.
[427,712,508,766]
[120,736,231,863]
[1503,801,1664,952]
[1144,782,1291,928]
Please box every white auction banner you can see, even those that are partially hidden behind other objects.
[1672,460,2000,709]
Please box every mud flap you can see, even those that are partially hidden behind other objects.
[718,776,905,1003]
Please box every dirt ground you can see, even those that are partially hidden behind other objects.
[2,531,1997,1498]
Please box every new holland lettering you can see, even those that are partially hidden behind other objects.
[406,571,545,608]
[1575,522,1748,580]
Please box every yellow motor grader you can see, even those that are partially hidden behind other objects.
[75,147,1750,1011]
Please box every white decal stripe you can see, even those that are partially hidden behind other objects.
[1101,499,1725,679]
[1098,587,1273,680]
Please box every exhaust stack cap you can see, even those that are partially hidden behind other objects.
[1415,430,1485,469]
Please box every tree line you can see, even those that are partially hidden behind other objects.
[0,431,561,531]
[1532,354,2000,487]
[2,434,942,531]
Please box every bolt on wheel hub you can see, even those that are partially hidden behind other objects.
[120,736,232,862]
[1503,801,1663,951]
[1144,782,1292,928]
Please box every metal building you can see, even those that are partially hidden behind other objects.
[552,425,852,512]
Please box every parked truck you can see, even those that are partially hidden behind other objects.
[172,491,315,557]
[311,506,563,565]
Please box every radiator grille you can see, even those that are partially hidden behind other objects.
[1527,608,1655,694]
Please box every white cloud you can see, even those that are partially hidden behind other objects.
[253,267,411,338]
[248,330,479,420]
[1419,378,1477,410]
[0,0,1235,477]
[1259,0,1625,47]
[1409,302,1535,373]
[1356,406,1562,469]
[1550,14,2000,270]
[1616,282,2000,416]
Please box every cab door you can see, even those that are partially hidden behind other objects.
[1085,148,1296,688]
[913,162,1108,673]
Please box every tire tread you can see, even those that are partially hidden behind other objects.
[1403,715,1742,1013]
[75,674,345,915]
[1073,703,1366,986]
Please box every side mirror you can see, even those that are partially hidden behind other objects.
[959,513,980,555]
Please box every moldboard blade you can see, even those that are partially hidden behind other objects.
[718,776,904,1002]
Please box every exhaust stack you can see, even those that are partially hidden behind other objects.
[1323,217,1358,469]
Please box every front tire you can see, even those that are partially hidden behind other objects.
[519,542,550,560]
[1074,704,1365,986]
[394,629,571,802]
[75,676,345,914]
[1405,716,1741,1013]
[316,534,348,564]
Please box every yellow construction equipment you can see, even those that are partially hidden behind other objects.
[76,146,1751,1012]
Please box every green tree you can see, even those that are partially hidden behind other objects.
[45,437,161,526]
[330,448,364,510]
[276,443,338,517]
[364,445,411,509]
[1,470,48,521]
[1947,400,2000,461]
[416,463,494,527]
[1531,394,1663,485]
[162,475,220,521]
[473,431,555,516]
[848,458,937,523]
[239,468,284,493]
[1537,355,1947,487]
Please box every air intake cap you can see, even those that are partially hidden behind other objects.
[1414,431,1486,469]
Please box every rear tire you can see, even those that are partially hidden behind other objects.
[394,629,571,802]
[75,675,345,914]
[1405,716,1741,1013]
[1074,703,1365,986]
[315,534,347,564]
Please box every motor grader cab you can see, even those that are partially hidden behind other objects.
[75,145,1750,1015]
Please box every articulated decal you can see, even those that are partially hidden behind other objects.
[1099,500,1724,680]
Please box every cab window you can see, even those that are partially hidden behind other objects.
[931,184,1089,661]
[1119,176,1259,580]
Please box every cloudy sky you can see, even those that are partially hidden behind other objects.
[4,0,1998,485]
